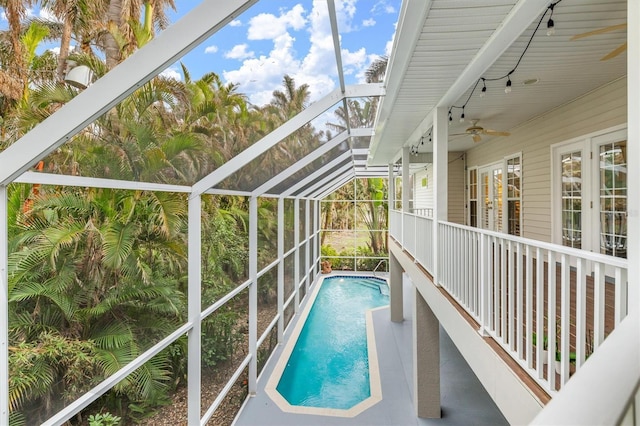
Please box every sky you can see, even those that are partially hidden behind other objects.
[1,0,400,108]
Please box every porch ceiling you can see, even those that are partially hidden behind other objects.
[369,0,627,165]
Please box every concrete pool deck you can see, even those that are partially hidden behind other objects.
[233,274,509,426]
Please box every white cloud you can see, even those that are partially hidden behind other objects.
[362,18,376,27]
[371,1,396,15]
[225,44,254,60]
[48,47,61,55]
[204,45,218,54]
[1,12,6,21]
[247,3,306,40]
[160,67,182,81]
[229,19,242,27]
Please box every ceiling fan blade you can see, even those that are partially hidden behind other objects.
[483,129,511,137]
[449,133,469,137]
[472,134,482,143]
[601,42,627,61]
[570,23,627,40]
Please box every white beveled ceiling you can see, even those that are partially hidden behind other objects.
[369,0,627,165]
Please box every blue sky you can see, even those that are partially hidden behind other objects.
[1,0,399,106]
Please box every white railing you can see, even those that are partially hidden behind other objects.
[412,207,433,217]
[389,209,629,396]
[389,209,402,245]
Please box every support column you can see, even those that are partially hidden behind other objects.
[628,0,640,313]
[277,197,285,343]
[413,288,441,418]
[388,162,396,210]
[187,194,202,425]
[0,186,8,425]
[402,147,410,213]
[293,197,300,312]
[305,198,310,293]
[432,107,448,286]
[248,196,258,394]
[389,251,404,322]
[313,199,319,277]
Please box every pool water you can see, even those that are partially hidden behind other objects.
[275,276,389,409]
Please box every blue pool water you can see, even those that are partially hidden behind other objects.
[276,276,389,409]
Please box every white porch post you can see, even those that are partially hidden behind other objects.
[432,106,449,286]
[305,198,311,294]
[313,199,319,277]
[294,197,300,312]
[0,186,8,425]
[277,197,285,342]
[187,194,202,425]
[388,163,396,211]
[402,147,410,213]
[628,0,640,312]
[248,196,258,394]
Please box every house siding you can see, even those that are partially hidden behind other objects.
[464,77,627,243]
[412,153,465,225]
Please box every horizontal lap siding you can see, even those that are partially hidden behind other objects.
[448,152,466,224]
[464,77,627,243]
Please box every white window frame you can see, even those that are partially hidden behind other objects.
[551,124,627,253]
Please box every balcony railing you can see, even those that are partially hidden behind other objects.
[389,209,629,395]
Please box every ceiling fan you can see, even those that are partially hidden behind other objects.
[451,119,510,143]
[571,23,627,61]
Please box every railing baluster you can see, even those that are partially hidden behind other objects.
[594,262,605,349]
[501,239,507,342]
[536,247,544,380]
[517,242,523,359]
[526,245,533,368]
[576,258,586,368]
[494,236,500,334]
[507,241,516,351]
[560,254,570,385]
[615,267,628,326]
[548,250,556,392]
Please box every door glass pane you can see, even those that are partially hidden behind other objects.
[506,157,521,236]
[482,172,490,229]
[561,151,582,248]
[599,141,627,258]
[469,169,478,227]
[493,168,502,232]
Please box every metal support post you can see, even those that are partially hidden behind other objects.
[187,194,202,425]
[277,197,285,343]
[305,199,311,293]
[294,197,300,312]
[249,197,258,394]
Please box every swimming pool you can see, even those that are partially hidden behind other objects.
[265,275,389,417]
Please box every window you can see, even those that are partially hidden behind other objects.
[553,126,627,258]
[468,167,478,227]
[506,155,521,236]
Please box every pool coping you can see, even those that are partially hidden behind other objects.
[264,274,387,418]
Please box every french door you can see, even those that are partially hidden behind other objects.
[479,163,503,232]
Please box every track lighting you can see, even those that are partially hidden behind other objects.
[505,77,512,94]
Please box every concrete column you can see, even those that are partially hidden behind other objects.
[413,288,441,418]
[389,252,404,322]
